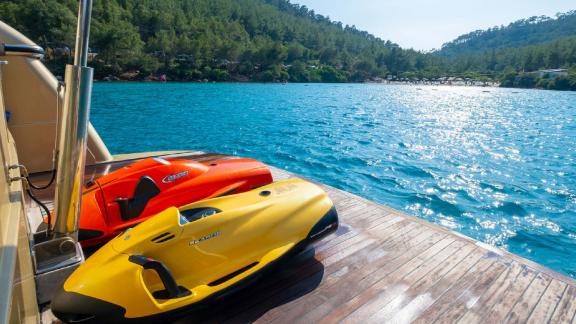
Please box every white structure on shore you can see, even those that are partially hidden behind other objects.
[531,69,568,79]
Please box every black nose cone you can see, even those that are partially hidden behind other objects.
[51,287,126,323]
[307,206,339,243]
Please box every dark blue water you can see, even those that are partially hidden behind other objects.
[91,83,576,277]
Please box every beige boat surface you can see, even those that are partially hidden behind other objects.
[0,56,39,324]
[0,20,111,174]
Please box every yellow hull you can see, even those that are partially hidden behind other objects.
[51,179,338,323]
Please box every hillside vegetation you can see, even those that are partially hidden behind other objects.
[439,12,576,56]
[0,0,575,90]
[435,36,576,90]
[437,12,576,90]
[0,0,426,82]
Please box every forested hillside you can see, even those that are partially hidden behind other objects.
[0,0,575,90]
[439,11,576,56]
[439,37,576,72]
[435,11,576,90]
[0,0,425,82]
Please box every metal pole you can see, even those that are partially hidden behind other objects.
[52,0,94,238]
[74,0,92,67]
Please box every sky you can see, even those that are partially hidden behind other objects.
[294,0,576,51]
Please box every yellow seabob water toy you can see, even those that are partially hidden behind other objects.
[51,178,338,323]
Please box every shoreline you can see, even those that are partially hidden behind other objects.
[91,80,576,92]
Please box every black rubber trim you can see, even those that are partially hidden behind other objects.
[307,206,339,242]
[128,255,191,299]
[51,287,126,323]
[208,262,259,287]
[78,229,105,241]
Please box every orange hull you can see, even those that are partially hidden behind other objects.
[76,156,272,247]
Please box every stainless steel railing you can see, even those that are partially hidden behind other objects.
[0,44,45,59]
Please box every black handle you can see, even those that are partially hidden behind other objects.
[128,255,190,299]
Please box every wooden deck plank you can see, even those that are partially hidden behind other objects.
[335,241,476,323]
[549,286,576,324]
[312,216,403,255]
[331,242,479,323]
[28,152,576,324]
[254,223,439,321]
[315,219,416,260]
[318,237,460,323]
[229,230,435,323]
[257,230,447,323]
[317,222,418,267]
[223,223,431,322]
[482,265,539,323]
[456,260,525,323]
[505,273,553,323]
[377,248,483,324]
[411,257,506,323]
[527,279,567,324]
[428,261,512,323]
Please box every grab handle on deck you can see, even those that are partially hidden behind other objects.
[0,44,45,59]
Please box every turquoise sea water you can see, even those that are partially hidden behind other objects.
[91,83,576,277]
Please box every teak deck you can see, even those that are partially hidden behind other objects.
[27,152,576,323]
